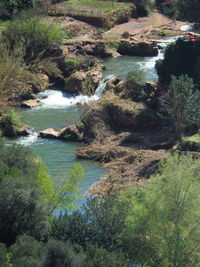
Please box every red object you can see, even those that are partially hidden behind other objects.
[188,33,200,40]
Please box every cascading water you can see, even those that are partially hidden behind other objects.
[8,36,181,207]
[36,75,115,109]
[103,36,182,81]
[14,75,115,146]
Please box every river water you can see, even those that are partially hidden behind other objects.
[9,36,178,208]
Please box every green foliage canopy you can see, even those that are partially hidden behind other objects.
[168,75,200,140]
[120,153,200,266]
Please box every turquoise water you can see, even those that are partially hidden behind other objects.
[8,42,170,208]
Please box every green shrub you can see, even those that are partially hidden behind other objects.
[0,142,38,180]
[0,243,7,267]
[0,41,46,104]
[176,0,200,22]
[43,239,85,267]
[168,75,200,140]
[125,69,147,101]
[84,246,129,267]
[0,141,49,245]
[51,195,128,250]
[122,31,130,39]
[10,235,43,267]
[155,38,200,85]
[0,0,37,16]
[2,15,62,62]
[120,154,200,266]
[0,109,22,136]
[118,0,155,15]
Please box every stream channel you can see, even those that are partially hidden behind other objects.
[8,36,179,208]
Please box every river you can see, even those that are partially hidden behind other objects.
[8,36,179,208]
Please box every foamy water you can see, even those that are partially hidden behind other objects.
[36,75,114,109]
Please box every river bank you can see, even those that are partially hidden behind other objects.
[1,9,190,199]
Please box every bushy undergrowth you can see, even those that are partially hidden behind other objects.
[119,0,155,15]
[2,14,62,62]
[1,137,200,266]
[125,69,149,101]
[0,12,64,105]
[0,42,46,105]
[0,109,22,136]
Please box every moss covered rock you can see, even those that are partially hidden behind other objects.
[117,40,158,57]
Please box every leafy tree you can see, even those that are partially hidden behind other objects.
[84,245,129,267]
[0,141,49,245]
[156,39,200,86]
[176,0,200,22]
[168,75,200,140]
[10,235,43,267]
[36,161,84,215]
[51,196,128,250]
[0,243,8,267]
[43,239,85,267]
[0,0,37,16]
[0,142,38,180]
[120,153,200,266]
[0,176,49,245]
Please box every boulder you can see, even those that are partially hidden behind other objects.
[115,80,126,94]
[82,41,113,58]
[117,40,158,57]
[105,77,121,92]
[65,71,87,94]
[60,125,82,141]
[18,125,31,136]
[39,128,60,139]
[105,102,160,129]
[21,99,41,108]
[64,67,102,95]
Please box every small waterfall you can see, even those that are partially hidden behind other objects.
[17,130,39,146]
[36,75,115,109]
[138,36,182,73]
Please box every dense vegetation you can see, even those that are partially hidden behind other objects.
[157,0,200,21]
[1,0,200,266]
[1,138,200,266]
[156,39,200,85]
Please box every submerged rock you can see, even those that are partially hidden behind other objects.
[117,40,158,57]
[21,99,42,108]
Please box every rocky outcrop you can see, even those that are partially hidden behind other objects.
[0,124,30,138]
[81,94,160,143]
[105,77,122,92]
[104,100,160,130]
[117,40,158,57]
[82,41,113,58]
[39,128,60,139]
[39,125,82,141]
[63,40,114,58]
[18,125,31,136]
[64,67,102,95]
[60,125,82,141]
[21,99,42,108]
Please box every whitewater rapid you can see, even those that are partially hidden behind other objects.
[36,75,114,109]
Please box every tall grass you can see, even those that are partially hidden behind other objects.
[0,42,46,106]
[2,13,62,62]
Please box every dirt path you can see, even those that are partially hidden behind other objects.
[103,10,186,41]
